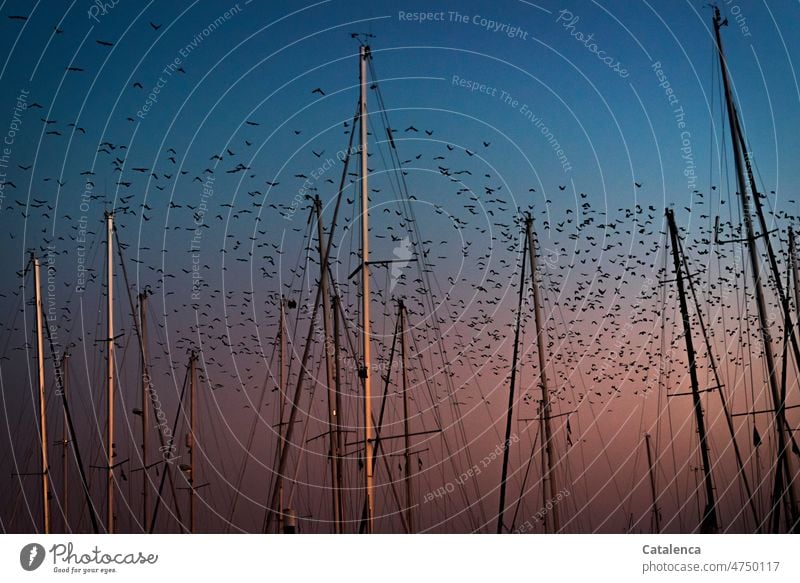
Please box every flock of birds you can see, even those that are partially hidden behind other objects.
[1,12,798,534]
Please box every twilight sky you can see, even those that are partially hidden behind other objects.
[1,0,799,534]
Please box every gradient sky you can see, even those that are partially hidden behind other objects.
[1,0,800,534]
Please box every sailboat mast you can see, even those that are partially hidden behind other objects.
[60,352,69,532]
[666,208,718,532]
[314,196,343,533]
[33,254,51,534]
[138,292,151,532]
[712,8,799,530]
[496,224,527,534]
[790,228,800,345]
[399,300,414,533]
[359,43,375,534]
[277,297,287,533]
[105,211,115,534]
[525,214,560,533]
[189,351,197,533]
[332,295,345,523]
[644,433,660,534]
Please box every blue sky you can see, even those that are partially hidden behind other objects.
[2,1,800,534]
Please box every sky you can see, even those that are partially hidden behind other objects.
[1,0,800,534]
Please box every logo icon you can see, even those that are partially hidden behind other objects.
[391,236,413,292]
[20,543,46,571]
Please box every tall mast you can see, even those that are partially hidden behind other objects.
[105,212,115,533]
[496,225,527,534]
[332,295,345,524]
[188,351,197,533]
[666,207,718,532]
[138,291,151,532]
[525,214,560,533]
[264,291,322,533]
[644,433,661,534]
[359,43,375,534]
[712,8,799,530]
[314,196,343,533]
[399,300,414,533]
[278,298,286,533]
[60,352,69,532]
[790,228,800,348]
[33,254,51,534]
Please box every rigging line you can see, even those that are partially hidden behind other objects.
[328,96,482,528]
[723,113,774,527]
[269,130,361,527]
[740,251,768,519]
[549,298,597,532]
[149,359,189,533]
[263,171,346,531]
[711,261,754,530]
[660,287,683,532]
[194,367,238,533]
[0,289,31,475]
[625,354,653,534]
[286,350,324,510]
[41,289,101,534]
[262,274,323,533]
[545,256,632,533]
[536,241,603,533]
[678,220,761,530]
[328,282,410,534]
[496,223,527,534]
[369,78,488,530]
[369,306,411,534]
[402,300,467,531]
[644,237,672,534]
[770,256,794,533]
[716,10,800,530]
[113,226,185,530]
[288,215,315,336]
[405,310,481,533]
[508,418,541,533]
[223,334,279,533]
